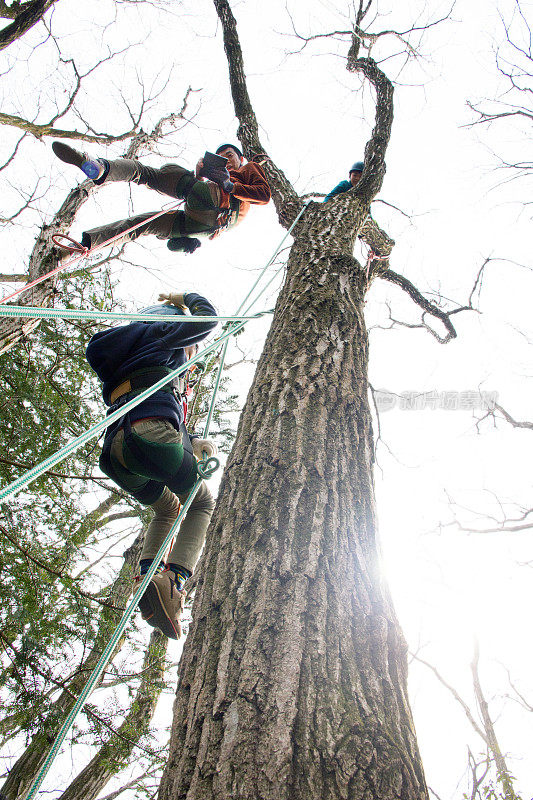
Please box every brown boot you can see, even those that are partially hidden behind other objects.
[137,570,185,640]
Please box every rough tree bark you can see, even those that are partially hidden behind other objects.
[158,2,429,799]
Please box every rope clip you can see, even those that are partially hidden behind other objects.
[196,454,220,479]
[52,234,89,257]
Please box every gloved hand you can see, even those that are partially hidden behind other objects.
[192,438,218,460]
[158,292,187,310]
[201,164,234,194]
[167,236,201,254]
[195,158,205,179]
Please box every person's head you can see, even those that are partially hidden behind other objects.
[349,161,364,187]
[216,143,244,171]
[139,303,186,321]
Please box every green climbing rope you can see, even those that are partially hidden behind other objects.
[0,306,267,324]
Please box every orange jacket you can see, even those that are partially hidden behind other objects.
[219,162,271,226]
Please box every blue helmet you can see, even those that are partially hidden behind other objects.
[349,161,364,174]
[138,304,185,319]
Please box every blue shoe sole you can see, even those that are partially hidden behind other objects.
[82,161,102,180]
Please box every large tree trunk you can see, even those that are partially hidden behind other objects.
[159,205,428,799]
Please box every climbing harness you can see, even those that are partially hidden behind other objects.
[16,199,310,800]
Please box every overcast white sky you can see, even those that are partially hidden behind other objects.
[1,0,532,797]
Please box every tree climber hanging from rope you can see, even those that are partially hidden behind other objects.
[323,160,364,203]
[86,291,218,639]
[52,141,271,254]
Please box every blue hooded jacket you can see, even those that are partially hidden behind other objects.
[86,292,217,430]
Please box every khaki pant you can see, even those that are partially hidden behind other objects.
[107,419,215,574]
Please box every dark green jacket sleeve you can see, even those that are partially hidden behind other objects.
[323,180,351,203]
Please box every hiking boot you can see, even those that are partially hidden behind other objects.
[137,569,185,640]
[52,141,105,181]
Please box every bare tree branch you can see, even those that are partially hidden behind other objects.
[412,653,487,741]
[0,0,57,50]
[379,267,459,343]
[0,111,141,144]
[492,402,533,430]
[349,56,394,201]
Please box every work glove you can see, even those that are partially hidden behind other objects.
[200,164,234,194]
[195,158,205,179]
[158,292,188,310]
[192,438,218,460]
[167,236,201,254]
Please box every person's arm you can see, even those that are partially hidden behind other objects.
[228,163,271,205]
[323,180,351,203]
[155,292,218,349]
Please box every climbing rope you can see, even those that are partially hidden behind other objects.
[0,305,268,324]
[18,199,310,800]
[0,325,234,504]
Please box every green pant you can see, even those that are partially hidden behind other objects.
[102,419,215,574]
[84,159,222,248]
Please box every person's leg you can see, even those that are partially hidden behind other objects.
[82,210,177,249]
[100,160,196,199]
[98,161,223,215]
[53,142,196,199]
[167,481,216,575]
[102,161,223,231]
[82,193,222,250]
[105,423,189,639]
[140,486,180,565]
[126,420,215,575]
[137,487,187,639]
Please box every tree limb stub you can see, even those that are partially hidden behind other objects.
[360,214,395,258]
[380,267,458,343]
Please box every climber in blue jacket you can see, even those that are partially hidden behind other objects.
[86,291,218,639]
[323,161,364,203]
